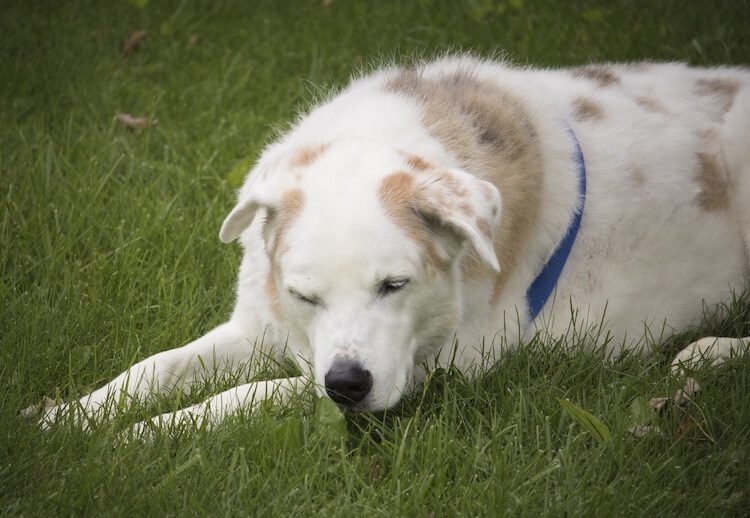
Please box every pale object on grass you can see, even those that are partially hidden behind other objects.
[115,112,158,130]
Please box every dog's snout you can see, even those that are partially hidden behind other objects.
[324,362,372,405]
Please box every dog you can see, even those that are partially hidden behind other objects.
[25,55,750,433]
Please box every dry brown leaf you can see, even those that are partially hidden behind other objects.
[187,35,199,49]
[648,396,670,415]
[123,30,147,57]
[115,112,158,130]
[648,397,671,415]
[636,377,711,441]
[676,414,712,440]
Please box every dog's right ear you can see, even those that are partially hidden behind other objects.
[219,166,285,243]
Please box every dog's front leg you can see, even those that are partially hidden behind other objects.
[671,336,750,374]
[129,376,308,438]
[24,320,268,430]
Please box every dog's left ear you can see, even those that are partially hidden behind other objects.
[415,169,502,272]
[219,165,286,243]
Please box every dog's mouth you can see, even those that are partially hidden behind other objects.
[327,390,407,414]
[335,400,366,413]
[324,392,367,412]
[320,385,387,413]
[328,398,404,419]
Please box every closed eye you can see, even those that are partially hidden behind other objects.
[288,288,321,306]
[377,278,410,297]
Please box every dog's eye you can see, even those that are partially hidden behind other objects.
[288,289,320,306]
[378,278,410,296]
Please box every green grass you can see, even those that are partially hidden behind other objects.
[2,0,749,515]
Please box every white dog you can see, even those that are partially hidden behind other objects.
[26,56,750,433]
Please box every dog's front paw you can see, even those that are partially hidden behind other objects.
[21,397,66,430]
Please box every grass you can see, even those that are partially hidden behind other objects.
[1,0,749,515]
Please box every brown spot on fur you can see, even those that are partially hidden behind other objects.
[265,269,283,319]
[571,66,620,87]
[697,127,720,142]
[263,190,305,317]
[280,189,305,216]
[399,151,432,171]
[695,77,739,98]
[695,151,729,212]
[432,170,466,197]
[459,202,474,217]
[386,68,543,300]
[476,217,491,240]
[636,96,667,114]
[481,184,495,203]
[378,172,446,271]
[379,171,415,206]
[267,188,305,258]
[573,97,604,122]
[289,143,331,168]
[695,78,740,116]
[631,167,646,188]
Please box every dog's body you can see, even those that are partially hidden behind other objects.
[28,56,750,431]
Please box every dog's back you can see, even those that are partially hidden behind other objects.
[323,57,750,348]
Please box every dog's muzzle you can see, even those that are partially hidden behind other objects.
[324,361,373,405]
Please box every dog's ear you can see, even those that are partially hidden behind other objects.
[219,165,286,243]
[414,169,502,272]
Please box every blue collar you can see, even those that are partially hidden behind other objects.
[525,126,586,321]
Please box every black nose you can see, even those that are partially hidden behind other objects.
[324,362,373,405]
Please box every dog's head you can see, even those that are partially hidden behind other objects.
[220,141,501,410]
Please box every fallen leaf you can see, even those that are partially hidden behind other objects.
[627,396,666,438]
[122,30,147,57]
[648,396,670,415]
[314,396,347,440]
[632,377,710,441]
[115,112,158,130]
[187,35,199,49]
[629,396,652,425]
[676,414,712,441]
[557,398,611,443]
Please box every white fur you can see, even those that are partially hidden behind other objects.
[27,56,750,432]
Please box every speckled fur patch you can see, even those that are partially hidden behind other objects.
[571,65,620,87]
[573,97,604,122]
[695,77,740,118]
[289,143,331,168]
[694,151,729,212]
[385,68,543,301]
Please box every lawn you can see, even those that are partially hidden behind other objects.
[2,0,749,515]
